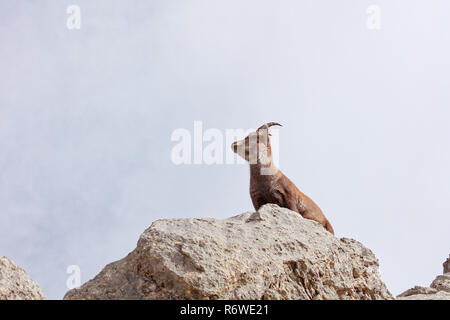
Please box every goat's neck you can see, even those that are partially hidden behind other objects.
[249,160,279,185]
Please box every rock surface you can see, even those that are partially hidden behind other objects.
[64,204,392,300]
[0,255,45,300]
[398,256,450,300]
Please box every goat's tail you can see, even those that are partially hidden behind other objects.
[324,220,335,235]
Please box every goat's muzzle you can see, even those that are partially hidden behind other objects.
[231,141,239,153]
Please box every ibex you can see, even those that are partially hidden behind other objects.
[231,122,334,234]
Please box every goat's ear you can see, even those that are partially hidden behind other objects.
[257,127,270,145]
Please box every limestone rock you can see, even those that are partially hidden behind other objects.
[398,256,450,300]
[64,204,392,300]
[0,255,45,300]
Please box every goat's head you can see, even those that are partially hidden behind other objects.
[231,122,282,165]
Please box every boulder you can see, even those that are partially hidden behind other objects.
[398,256,450,300]
[0,255,45,300]
[64,204,392,300]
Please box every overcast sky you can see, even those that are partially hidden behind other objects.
[0,0,449,299]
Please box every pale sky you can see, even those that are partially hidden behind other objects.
[0,0,449,299]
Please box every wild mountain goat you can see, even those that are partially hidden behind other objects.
[231,122,334,234]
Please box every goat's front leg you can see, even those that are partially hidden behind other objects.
[279,188,306,217]
[250,191,266,211]
[272,188,295,211]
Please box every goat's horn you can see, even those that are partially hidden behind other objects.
[257,122,282,131]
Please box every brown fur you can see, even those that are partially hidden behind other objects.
[232,123,334,234]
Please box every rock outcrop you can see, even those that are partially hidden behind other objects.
[64,204,392,300]
[444,255,450,274]
[398,256,450,300]
[0,255,45,300]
